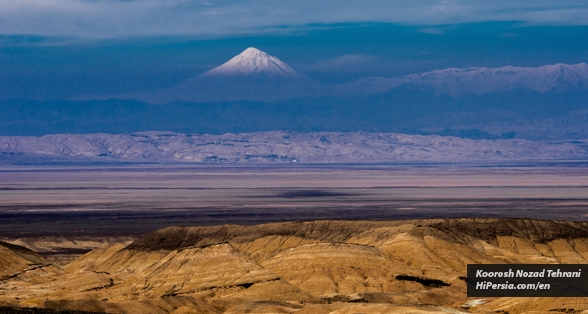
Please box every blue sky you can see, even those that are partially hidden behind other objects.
[1,1,587,100]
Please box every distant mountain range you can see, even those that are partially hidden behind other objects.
[125,47,588,103]
[1,131,587,164]
[340,63,588,97]
[2,48,588,141]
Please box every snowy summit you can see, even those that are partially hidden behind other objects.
[202,47,304,79]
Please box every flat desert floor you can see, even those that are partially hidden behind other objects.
[1,164,588,238]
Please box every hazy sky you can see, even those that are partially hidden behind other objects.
[1,1,587,100]
[1,1,588,38]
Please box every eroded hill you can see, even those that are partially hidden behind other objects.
[2,219,588,313]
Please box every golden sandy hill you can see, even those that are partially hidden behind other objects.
[2,218,588,313]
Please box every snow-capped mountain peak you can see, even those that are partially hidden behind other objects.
[202,47,304,79]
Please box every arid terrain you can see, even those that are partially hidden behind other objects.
[3,219,588,313]
[1,165,588,313]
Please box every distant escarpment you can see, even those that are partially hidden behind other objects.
[3,218,588,313]
[124,218,588,252]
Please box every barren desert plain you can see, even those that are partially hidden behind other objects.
[2,164,588,314]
